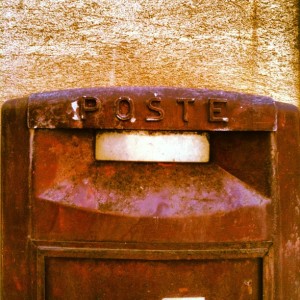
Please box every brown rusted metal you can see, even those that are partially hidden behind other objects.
[1,87,299,299]
[28,87,276,131]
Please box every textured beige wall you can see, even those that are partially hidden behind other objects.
[0,0,299,106]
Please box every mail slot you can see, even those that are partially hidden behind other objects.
[1,87,299,299]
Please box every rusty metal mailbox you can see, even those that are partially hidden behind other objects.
[1,87,299,299]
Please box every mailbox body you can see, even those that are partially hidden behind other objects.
[1,87,299,299]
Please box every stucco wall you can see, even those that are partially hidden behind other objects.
[1,0,299,107]
[0,1,300,298]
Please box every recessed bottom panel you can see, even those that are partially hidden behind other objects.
[45,258,262,300]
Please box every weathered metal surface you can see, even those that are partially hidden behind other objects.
[1,87,299,299]
[1,98,32,299]
[31,129,272,243]
[28,87,277,131]
[275,103,300,299]
[44,257,261,300]
[35,241,270,300]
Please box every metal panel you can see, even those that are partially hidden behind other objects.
[28,87,276,131]
[2,88,299,299]
[33,241,271,300]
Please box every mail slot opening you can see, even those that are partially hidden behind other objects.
[95,131,210,162]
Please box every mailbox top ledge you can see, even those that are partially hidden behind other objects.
[27,87,277,131]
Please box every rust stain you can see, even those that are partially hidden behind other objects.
[244,279,253,295]
[33,130,271,218]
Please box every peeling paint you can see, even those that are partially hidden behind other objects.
[71,101,80,121]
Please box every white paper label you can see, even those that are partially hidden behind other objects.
[162,298,205,300]
[95,131,209,162]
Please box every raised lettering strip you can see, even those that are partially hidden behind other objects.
[28,87,277,130]
[95,131,209,162]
